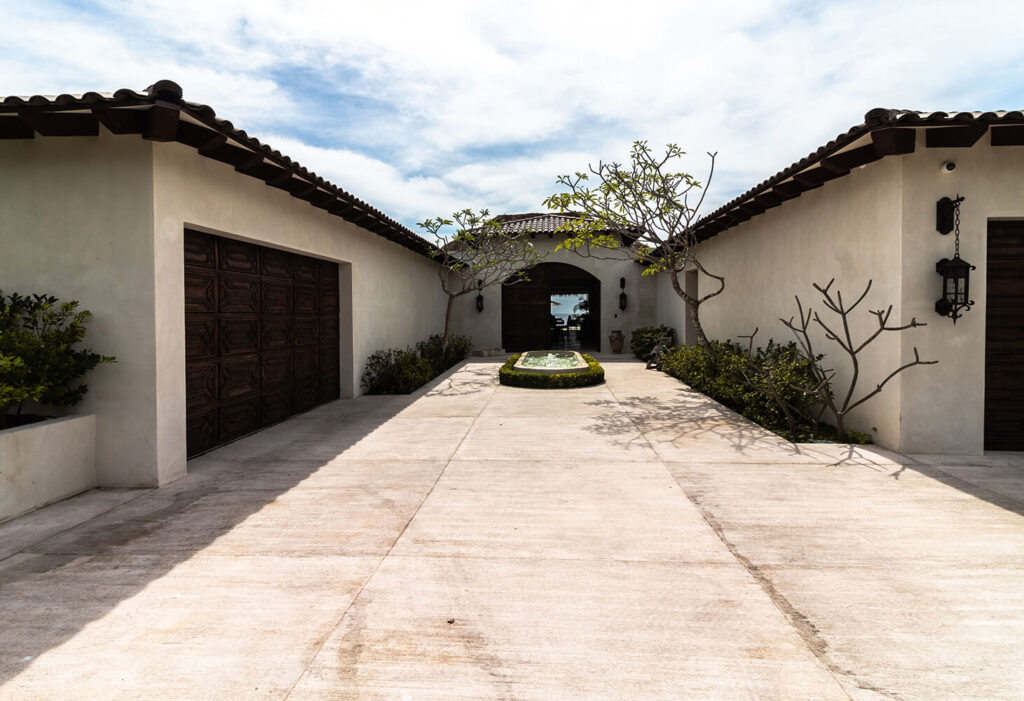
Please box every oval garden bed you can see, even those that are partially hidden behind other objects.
[499,352,605,388]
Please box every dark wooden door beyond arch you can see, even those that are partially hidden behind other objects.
[501,265,552,351]
[184,230,340,457]
[501,263,601,352]
[985,221,1024,450]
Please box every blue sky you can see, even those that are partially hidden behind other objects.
[5,0,1024,233]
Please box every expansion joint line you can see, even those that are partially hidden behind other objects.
[281,361,499,699]
[603,379,860,700]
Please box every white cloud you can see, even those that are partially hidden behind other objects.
[3,0,1024,226]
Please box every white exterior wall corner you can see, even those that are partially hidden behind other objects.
[448,236,658,352]
[897,142,1024,455]
[0,131,161,487]
[655,269,697,344]
[151,141,446,472]
[667,158,906,449]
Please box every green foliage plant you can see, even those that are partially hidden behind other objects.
[419,209,547,356]
[543,141,723,353]
[361,333,473,394]
[658,279,933,443]
[498,353,604,389]
[735,332,828,439]
[0,291,115,429]
[660,340,840,442]
[415,333,473,375]
[361,347,435,395]
[630,325,676,360]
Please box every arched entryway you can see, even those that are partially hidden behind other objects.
[501,262,601,351]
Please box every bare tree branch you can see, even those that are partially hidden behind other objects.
[782,279,937,440]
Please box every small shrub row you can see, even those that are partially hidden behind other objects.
[498,353,605,389]
[660,340,869,443]
[361,334,472,394]
[630,325,676,360]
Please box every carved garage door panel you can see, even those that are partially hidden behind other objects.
[184,229,341,457]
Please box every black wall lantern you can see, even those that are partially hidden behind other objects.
[618,277,628,311]
[475,279,484,313]
[934,195,975,323]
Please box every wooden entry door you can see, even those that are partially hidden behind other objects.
[184,230,341,457]
[985,221,1024,450]
[501,266,551,351]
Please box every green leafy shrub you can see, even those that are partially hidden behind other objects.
[416,333,473,374]
[499,353,605,388]
[361,348,434,394]
[0,291,115,428]
[361,333,473,394]
[737,340,822,434]
[0,354,41,421]
[662,340,763,416]
[659,339,860,442]
[630,325,676,360]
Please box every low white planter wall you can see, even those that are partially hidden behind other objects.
[0,414,97,523]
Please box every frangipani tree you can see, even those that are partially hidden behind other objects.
[419,208,546,355]
[543,141,721,352]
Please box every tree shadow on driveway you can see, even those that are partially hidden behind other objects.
[583,383,820,463]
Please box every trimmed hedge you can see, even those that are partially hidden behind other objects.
[499,353,605,388]
[660,340,870,443]
[630,325,676,360]
[361,333,472,394]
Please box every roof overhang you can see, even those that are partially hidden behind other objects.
[692,108,1024,242]
[0,80,437,258]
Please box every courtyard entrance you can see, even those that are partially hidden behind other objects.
[501,262,601,351]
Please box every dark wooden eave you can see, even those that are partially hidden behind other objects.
[925,124,988,148]
[992,125,1024,146]
[0,80,436,258]
[692,108,1024,242]
[16,110,99,137]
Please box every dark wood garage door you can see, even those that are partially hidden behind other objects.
[985,221,1024,450]
[185,230,340,457]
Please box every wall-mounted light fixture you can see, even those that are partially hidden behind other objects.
[934,195,975,324]
[618,277,627,311]
[475,279,484,313]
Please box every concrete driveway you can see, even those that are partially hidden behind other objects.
[1,357,1022,699]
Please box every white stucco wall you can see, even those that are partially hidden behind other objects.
[2,130,445,489]
[0,132,160,486]
[0,414,96,523]
[664,156,907,449]
[450,235,658,352]
[151,139,447,483]
[660,137,1024,454]
[896,141,1024,454]
[655,269,698,345]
